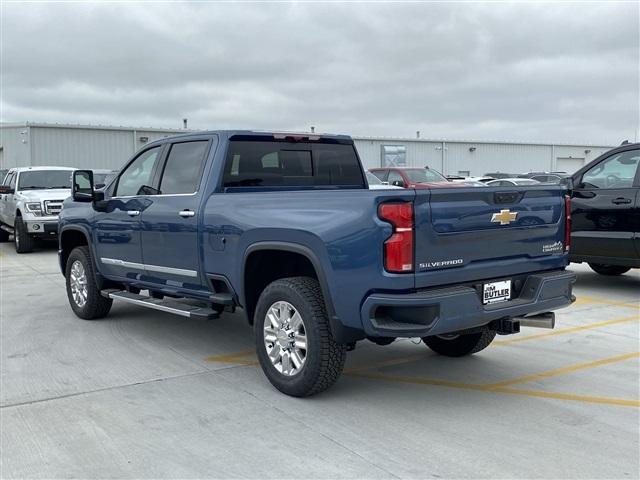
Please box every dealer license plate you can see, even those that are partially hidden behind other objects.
[483,280,511,305]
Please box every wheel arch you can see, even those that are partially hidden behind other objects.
[242,242,337,328]
[59,226,95,277]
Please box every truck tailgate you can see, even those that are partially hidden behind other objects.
[413,186,569,289]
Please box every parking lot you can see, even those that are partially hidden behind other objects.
[1,242,638,479]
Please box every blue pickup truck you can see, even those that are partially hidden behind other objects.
[59,131,576,396]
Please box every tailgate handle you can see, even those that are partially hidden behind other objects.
[494,191,521,204]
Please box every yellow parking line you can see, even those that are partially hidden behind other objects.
[574,295,639,310]
[484,352,640,389]
[494,314,640,345]
[206,350,257,365]
[347,371,639,408]
[492,387,640,408]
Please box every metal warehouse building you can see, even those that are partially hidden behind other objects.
[0,122,614,176]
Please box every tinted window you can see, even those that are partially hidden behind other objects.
[370,170,388,181]
[387,171,404,186]
[116,146,162,197]
[404,169,448,183]
[17,170,73,190]
[4,172,15,188]
[582,150,640,189]
[159,141,209,194]
[366,172,383,185]
[223,140,364,188]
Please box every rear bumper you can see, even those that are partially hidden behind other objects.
[361,269,576,337]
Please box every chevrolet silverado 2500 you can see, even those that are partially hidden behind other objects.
[58,131,576,396]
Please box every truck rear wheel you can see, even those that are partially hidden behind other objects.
[14,217,34,253]
[254,277,347,397]
[422,327,496,357]
[65,246,112,320]
[588,263,631,276]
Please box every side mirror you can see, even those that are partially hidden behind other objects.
[0,185,14,194]
[72,170,95,202]
[392,180,405,187]
[560,176,574,190]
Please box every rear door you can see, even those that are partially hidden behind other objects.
[413,185,568,289]
[4,172,18,226]
[139,138,213,292]
[571,148,640,262]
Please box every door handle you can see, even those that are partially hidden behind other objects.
[178,210,196,218]
[612,198,632,205]
[127,210,140,217]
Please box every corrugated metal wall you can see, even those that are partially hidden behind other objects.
[0,127,30,168]
[1,125,614,175]
[353,138,614,176]
[30,127,133,169]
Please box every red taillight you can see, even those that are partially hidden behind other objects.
[378,202,414,273]
[564,195,571,253]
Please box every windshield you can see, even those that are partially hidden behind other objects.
[18,170,73,190]
[404,169,448,183]
[366,172,382,185]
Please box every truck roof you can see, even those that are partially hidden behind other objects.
[145,130,353,146]
[9,166,76,172]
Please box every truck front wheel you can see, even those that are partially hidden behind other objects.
[14,217,34,253]
[254,277,347,397]
[65,246,112,320]
[422,327,496,357]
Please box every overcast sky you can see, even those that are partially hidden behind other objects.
[1,2,638,144]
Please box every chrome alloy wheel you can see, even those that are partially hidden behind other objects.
[263,301,307,376]
[69,260,88,308]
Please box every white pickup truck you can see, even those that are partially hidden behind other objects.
[0,166,75,253]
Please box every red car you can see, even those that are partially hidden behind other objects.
[369,167,458,189]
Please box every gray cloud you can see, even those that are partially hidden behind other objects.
[2,2,638,144]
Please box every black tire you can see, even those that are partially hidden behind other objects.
[0,225,9,242]
[14,217,34,253]
[588,263,631,276]
[423,327,496,357]
[254,277,347,397]
[65,246,112,320]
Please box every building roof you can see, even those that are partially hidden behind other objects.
[0,121,616,148]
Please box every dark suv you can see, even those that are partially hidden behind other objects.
[570,143,640,275]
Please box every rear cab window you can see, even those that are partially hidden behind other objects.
[222,136,365,190]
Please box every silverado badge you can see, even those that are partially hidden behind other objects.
[491,209,518,225]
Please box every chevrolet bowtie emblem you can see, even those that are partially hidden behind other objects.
[491,209,518,225]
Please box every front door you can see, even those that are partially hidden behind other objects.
[94,145,164,279]
[571,148,640,262]
[139,138,213,293]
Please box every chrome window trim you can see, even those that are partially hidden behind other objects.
[109,192,199,200]
[100,257,198,278]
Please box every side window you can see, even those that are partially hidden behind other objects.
[115,147,162,197]
[388,171,404,186]
[8,173,16,189]
[582,150,640,189]
[371,170,388,182]
[159,141,209,195]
